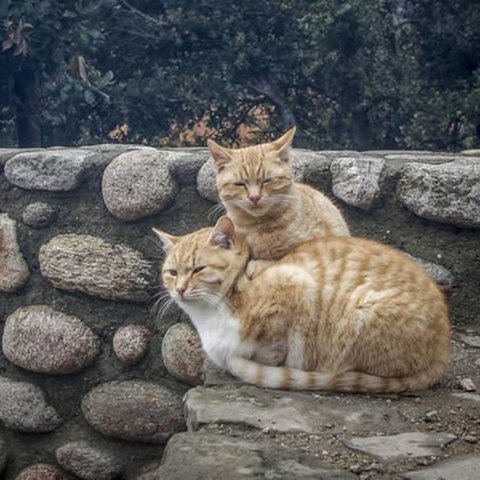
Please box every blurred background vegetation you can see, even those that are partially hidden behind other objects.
[1,0,479,150]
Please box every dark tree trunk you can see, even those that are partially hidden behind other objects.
[13,67,42,147]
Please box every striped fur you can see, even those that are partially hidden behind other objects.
[227,357,448,393]
[208,128,350,260]
[155,218,451,394]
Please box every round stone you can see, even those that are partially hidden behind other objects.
[162,323,205,386]
[0,213,30,292]
[102,148,178,221]
[3,305,100,374]
[397,159,480,229]
[196,158,219,203]
[22,202,57,228]
[81,380,185,444]
[56,441,123,480]
[0,377,61,432]
[113,324,152,365]
[39,234,154,302]
[331,156,385,210]
[4,150,88,191]
[15,464,68,480]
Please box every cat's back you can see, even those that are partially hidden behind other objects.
[286,236,444,299]
[296,183,350,236]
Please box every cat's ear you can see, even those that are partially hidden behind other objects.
[208,216,235,249]
[207,139,233,172]
[152,228,178,252]
[271,126,296,162]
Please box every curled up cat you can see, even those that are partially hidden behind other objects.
[153,216,450,393]
[207,128,350,261]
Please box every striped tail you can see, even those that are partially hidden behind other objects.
[227,356,447,393]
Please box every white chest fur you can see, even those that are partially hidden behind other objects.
[178,301,255,369]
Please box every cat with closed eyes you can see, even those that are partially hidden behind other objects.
[154,216,450,392]
[207,128,350,262]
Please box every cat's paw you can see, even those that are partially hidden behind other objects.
[246,259,272,279]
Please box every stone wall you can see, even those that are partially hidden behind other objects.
[0,145,479,479]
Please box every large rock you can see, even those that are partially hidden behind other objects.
[102,148,178,221]
[0,377,61,432]
[330,156,385,210]
[15,464,68,480]
[344,432,456,460]
[39,234,154,302]
[162,323,205,386]
[397,160,480,228]
[56,441,123,480]
[161,148,210,185]
[157,432,264,480]
[2,305,100,374]
[81,380,185,444]
[0,214,29,292]
[113,324,152,365]
[155,432,355,480]
[401,454,480,480]
[185,385,406,434]
[196,158,221,203]
[4,149,88,191]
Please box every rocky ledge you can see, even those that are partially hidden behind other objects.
[1,144,479,478]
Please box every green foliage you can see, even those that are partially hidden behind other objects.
[0,0,479,149]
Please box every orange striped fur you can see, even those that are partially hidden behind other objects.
[155,218,450,393]
[207,128,350,260]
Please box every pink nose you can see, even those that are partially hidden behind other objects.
[176,285,187,296]
[249,195,261,205]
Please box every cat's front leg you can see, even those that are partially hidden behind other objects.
[246,259,275,279]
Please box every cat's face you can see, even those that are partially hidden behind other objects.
[154,217,248,308]
[208,128,296,217]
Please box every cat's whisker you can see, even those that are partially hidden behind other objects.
[149,290,169,302]
[152,294,176,320]
[207,203,226,220]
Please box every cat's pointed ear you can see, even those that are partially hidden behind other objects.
[207,139,233,172]
[208,216,235,249]
[152,228,179,252]
[271,126,296,162]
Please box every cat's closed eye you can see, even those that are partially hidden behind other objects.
[192,266,206,274]
[261,178,273,184]
[165,269,177,276]
[233,181,246,187]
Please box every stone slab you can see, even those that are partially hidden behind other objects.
[155,432,356,480]
[344,432,456,460]
[401,454,480,480]
[452,392,480,403]
[458,334,480,348]
[184,385,406,434]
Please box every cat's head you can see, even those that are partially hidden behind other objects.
[207,127,296,218]
[153,216,248,308]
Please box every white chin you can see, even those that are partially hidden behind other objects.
[245,205,267,216]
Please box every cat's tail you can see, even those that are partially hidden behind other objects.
[227,357,447,393]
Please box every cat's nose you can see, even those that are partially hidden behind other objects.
[249,194,261,205]
[176,285,187,296]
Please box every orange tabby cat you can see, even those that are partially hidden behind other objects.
[154,217,450,392]
[207,128,350,260]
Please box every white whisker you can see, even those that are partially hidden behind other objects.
[207,203,227,220]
